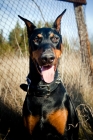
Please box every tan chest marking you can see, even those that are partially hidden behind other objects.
[47,109,68,135]
[23,115,40,134]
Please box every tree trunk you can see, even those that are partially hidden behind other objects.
[74,4,93,84]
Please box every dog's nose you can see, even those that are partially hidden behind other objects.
[41,54,55,64]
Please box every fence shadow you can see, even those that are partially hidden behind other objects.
[0,100,29,140]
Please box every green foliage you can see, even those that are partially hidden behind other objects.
[8,21,22,47]
[0,29,12,55]
[0,22,28,56]
[0,29,4,44]
[8,21,28,54]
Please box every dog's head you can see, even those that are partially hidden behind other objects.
[18,9,66,83]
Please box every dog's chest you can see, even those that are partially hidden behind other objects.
[24,93,68,136]
[27,95,57,115]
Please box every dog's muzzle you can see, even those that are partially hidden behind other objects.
[41,48,55,65]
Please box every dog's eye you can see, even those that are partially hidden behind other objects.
[51,36,59,43]
[33,36,42,44]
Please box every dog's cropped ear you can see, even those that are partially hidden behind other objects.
[53,9,66,33]
[18,15,36,38]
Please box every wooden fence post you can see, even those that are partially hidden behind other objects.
[74,3,93,84]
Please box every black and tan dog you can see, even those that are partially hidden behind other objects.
[18,9,79,140]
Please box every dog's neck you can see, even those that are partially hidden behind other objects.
[28,58,41,85]
[26,58,61,96]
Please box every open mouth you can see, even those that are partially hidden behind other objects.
[34,60,56,83]
[35,63,55,84]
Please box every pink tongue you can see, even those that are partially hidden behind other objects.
[41,66,55,83]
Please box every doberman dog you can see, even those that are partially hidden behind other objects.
[18,9,79,140]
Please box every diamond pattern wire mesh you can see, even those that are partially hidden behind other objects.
[0,0,93,138]
[0,0,81,110]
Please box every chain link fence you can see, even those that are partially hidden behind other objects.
[0,0,93,139]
